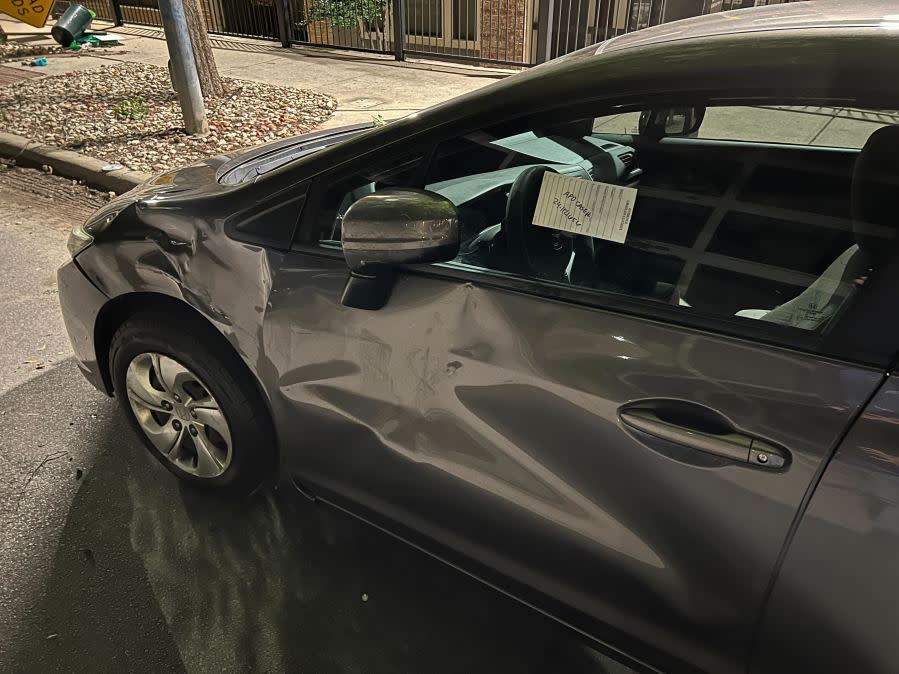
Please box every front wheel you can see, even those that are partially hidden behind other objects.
[110,311,275,494]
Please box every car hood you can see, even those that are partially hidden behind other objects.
[122,123,375,202]
[125,157,228,201]
[215,123,375,185]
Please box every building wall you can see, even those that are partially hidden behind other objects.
[480,0,528,62]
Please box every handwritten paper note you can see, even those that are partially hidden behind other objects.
[532,172,637,243]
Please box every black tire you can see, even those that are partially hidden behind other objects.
[109,310,275,495]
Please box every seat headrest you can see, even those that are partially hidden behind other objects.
[852,125,899,257]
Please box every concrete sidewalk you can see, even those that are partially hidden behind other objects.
[0,18,503,128]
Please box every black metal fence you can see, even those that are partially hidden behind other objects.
[56,0,800,67]
[287,0,395,53]
[57,1,282,38]
[55,0,117,22]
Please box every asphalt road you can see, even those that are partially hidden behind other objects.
[0,167,620,673]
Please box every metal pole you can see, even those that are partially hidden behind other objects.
[535,0,555,63]
[274,0,292,47]
[392,0,406,61]
[111,0,124,26]
[158,0,209,135]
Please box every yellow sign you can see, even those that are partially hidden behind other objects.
[0,0,53,28]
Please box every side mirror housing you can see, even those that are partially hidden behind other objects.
[341,189,460,309]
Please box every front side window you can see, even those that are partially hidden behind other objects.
[422,102,898,339]
[309,153,425,246]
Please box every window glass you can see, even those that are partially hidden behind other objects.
[698,106,898,149]
[592,111,641,135]
[591,106,899,149]
[311,154,424,245]
[421,103,898,336]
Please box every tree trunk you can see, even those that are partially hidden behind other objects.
[183,0,225,99]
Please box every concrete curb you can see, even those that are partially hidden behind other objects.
[0,132,151,194]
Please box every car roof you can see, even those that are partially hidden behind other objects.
[269,1,899,184]
[594,0,898,55]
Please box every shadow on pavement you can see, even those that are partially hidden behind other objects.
[10,362,614,673]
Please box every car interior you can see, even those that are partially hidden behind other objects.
[324,104,899,335]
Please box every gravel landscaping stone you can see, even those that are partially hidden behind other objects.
[0,62,337,173]
[0,42,63,62]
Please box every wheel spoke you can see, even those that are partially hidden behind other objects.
[126,356,169,413]
[155,355,193,400]
[141,416,183,455]
[192,407,231,448]
[166,427,187,456]
[193,428,225,478]
[186,395,217,411]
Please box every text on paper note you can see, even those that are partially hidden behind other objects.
[532,172,637,243]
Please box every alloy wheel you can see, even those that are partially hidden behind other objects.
[125,352,233,478]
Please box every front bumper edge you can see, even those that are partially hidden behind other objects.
[58,259,110,395]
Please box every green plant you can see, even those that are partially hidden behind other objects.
[113,96,149,121]
[305,0,387,49]
[306,0,386,28]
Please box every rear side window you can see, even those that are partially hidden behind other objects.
[593,105,899,149]
[698,106,897,148]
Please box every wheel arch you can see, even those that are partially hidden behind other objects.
[94,291,280,469]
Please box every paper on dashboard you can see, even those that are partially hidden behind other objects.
[532,172,637,243]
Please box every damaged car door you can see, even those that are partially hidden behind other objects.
[263,106,897,673]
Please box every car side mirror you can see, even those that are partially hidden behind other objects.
[340,189,460,310]
[638,106,706,139]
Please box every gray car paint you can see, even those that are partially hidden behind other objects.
[262,252,881,674]
[56,3,899,672]
[751,375,899,674]
[67,223,887,674]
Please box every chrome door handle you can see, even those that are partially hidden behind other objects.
[619,407,787,469]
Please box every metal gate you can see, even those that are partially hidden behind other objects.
[59,0,284,39]
[55,0,117,22]
[535,0,798,63]
[282,0,799,65]
[286,0,396,54]
[56,0,800,67]
[285,0,538,67]
[196,0,281,39]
